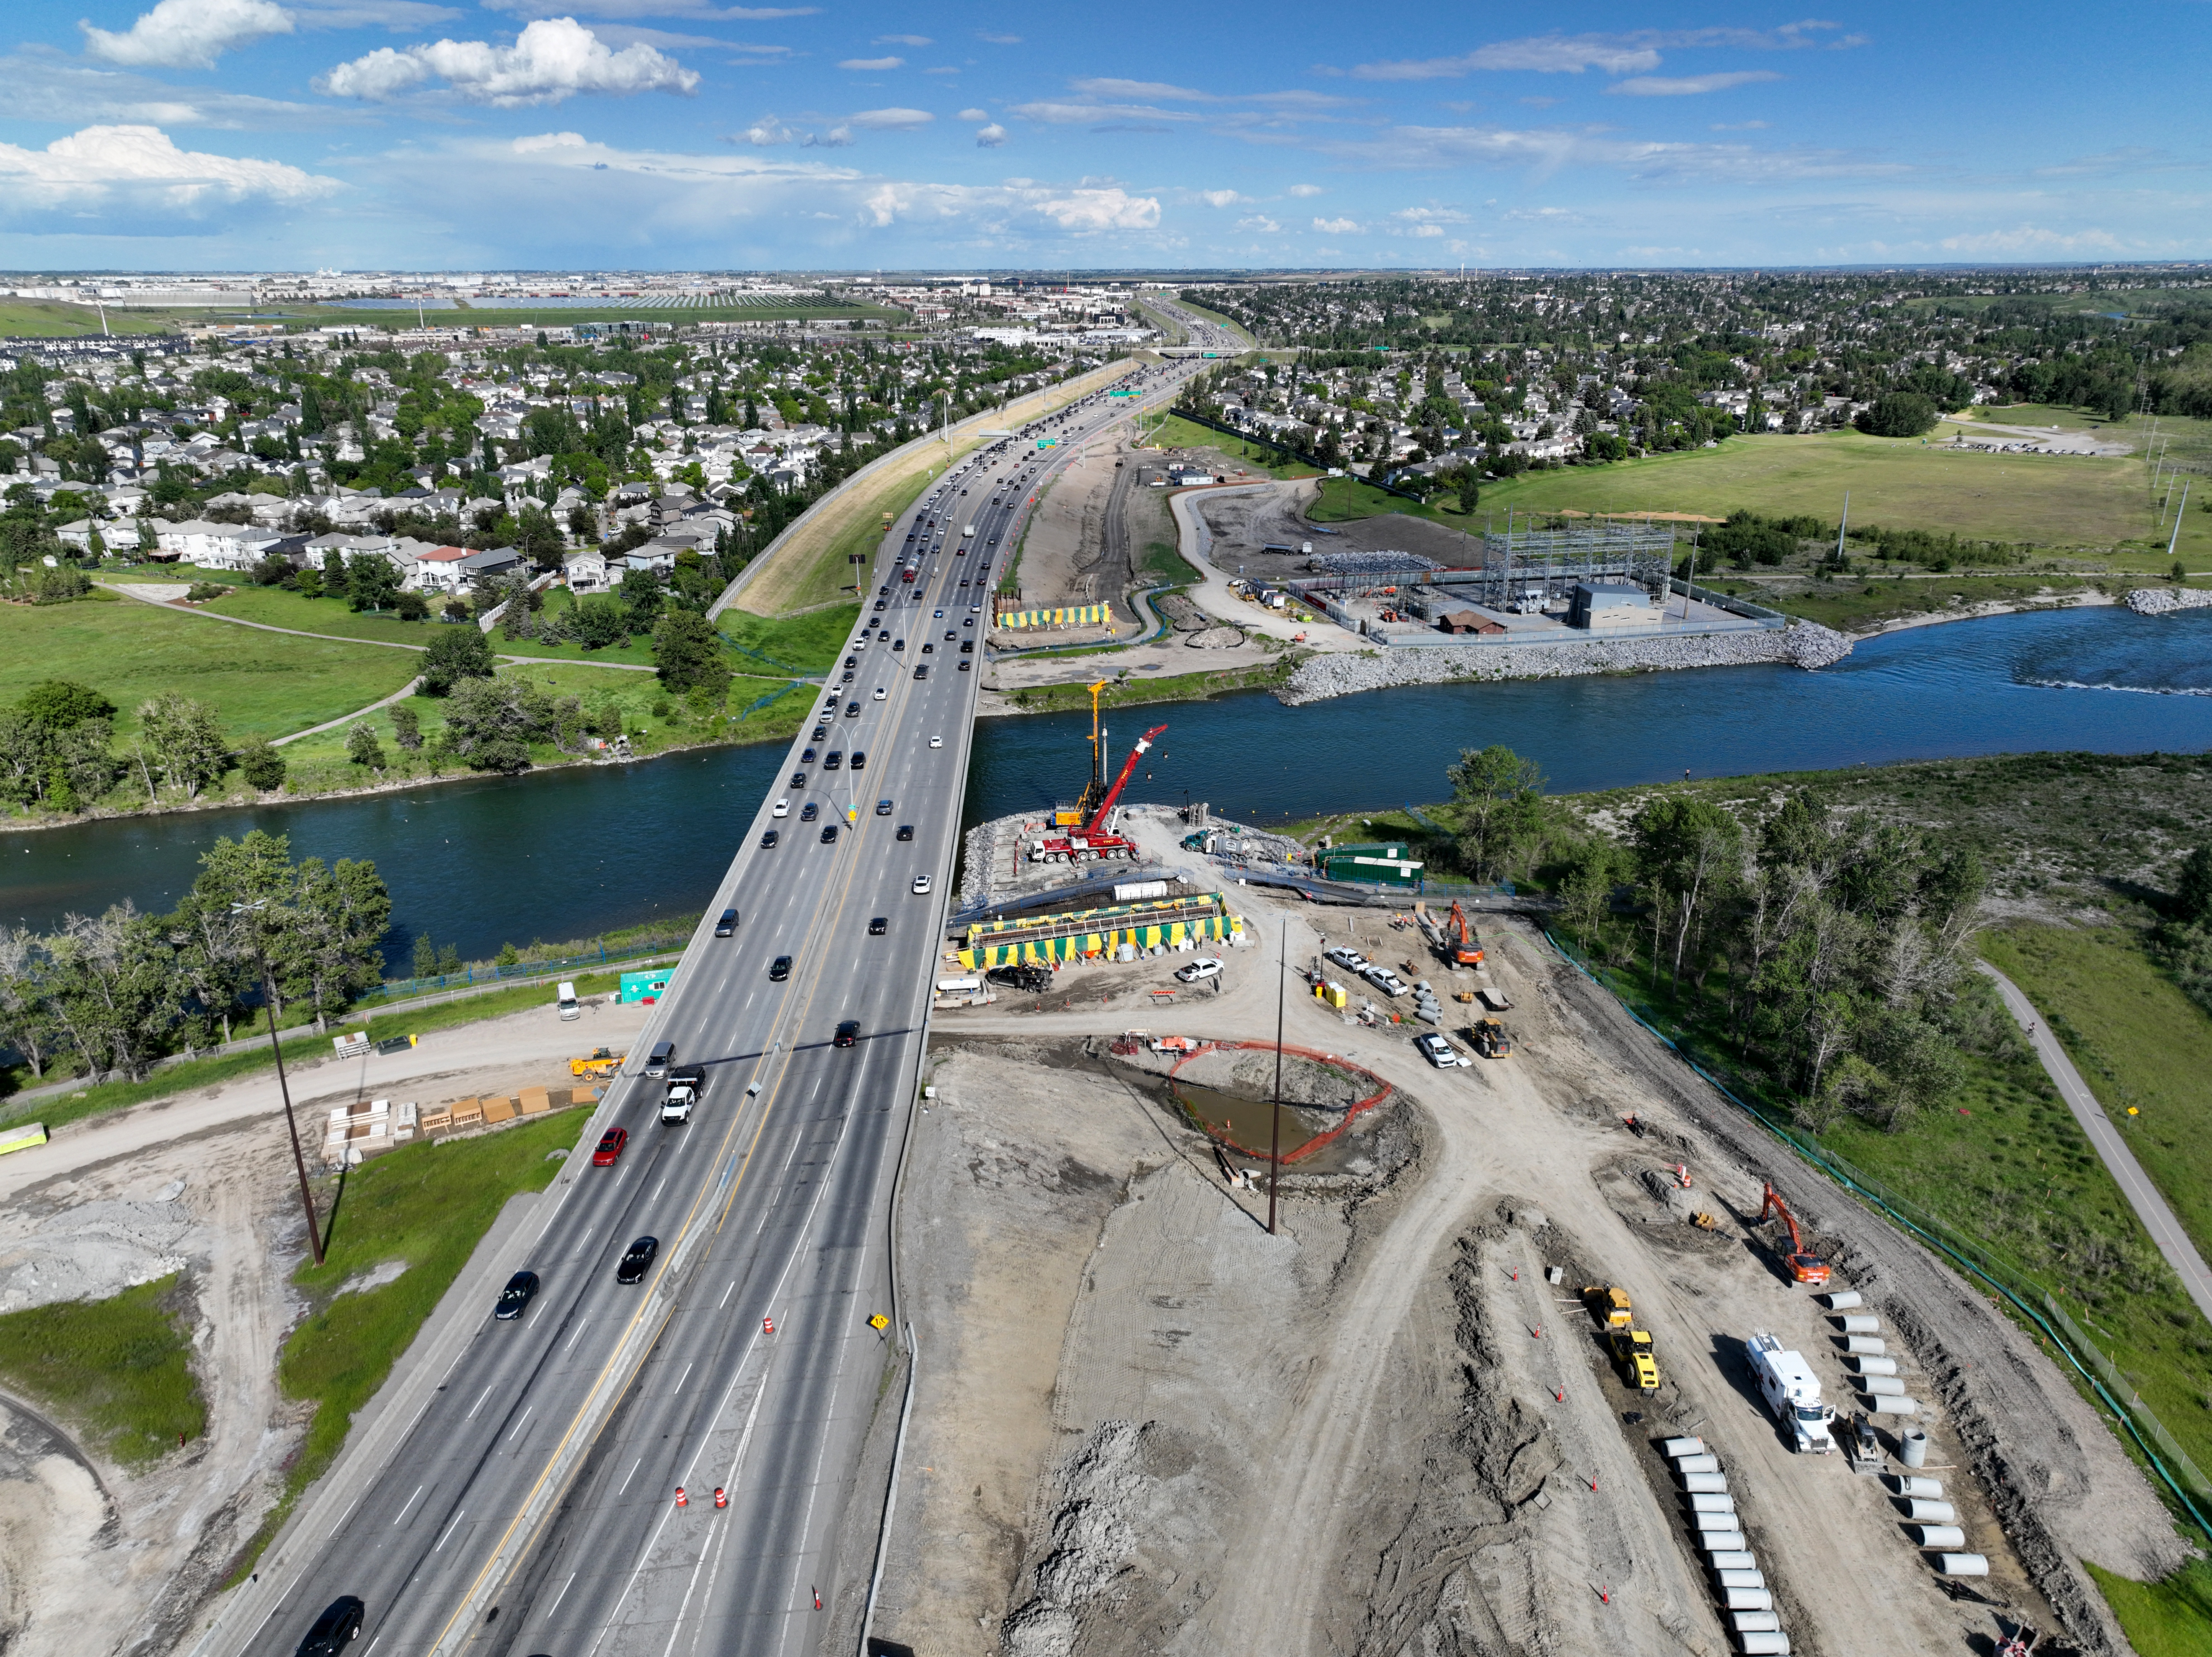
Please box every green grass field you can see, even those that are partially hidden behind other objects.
[720,604,857,673]
[1750,572,2104,632]
[287,302,900,331]
[0,300,183,337]
[1474,428,2208,562]
[996,656,1292,715]
[1147,414,1321,480]
[0,1275,204,1467]
[1309,473,1481,534]
[2089,1559,2212,1657]
[0,593,419,742]
[238,1105,592,1575]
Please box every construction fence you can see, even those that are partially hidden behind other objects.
[997,603,1113,630]
[955,893,1242,970]
[1542,929,2212,1547]
[1167,1040,1390,1167]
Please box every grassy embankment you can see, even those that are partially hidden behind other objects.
[731,359,1142,620]
[1365,750,2212,1645]
[281,301,902,332]
[0,960,658,1129]
[233,1105,594,1576]
[0,300,187,337]
[0,1275,204,1467]
[995,656,1294,715]
[1145,413,1322,482]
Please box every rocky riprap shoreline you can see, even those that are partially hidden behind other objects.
[1278,620,1854,704]
[2126,587,2212,616]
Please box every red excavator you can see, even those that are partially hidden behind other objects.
[1756,1182,1830,1286]
[1446,900,1484,967]
[1026,725,1165,864]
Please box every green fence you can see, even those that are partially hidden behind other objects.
[1543,928,2212,1546]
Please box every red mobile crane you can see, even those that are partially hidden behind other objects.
[1026,725,1165,864]
[1756,1182,1830,1286]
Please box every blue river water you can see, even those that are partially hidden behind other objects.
[5,605,2210,966]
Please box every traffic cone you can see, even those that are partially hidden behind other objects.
[812,1586,822,1611]
[713,1487,728,1509]
[763,1316,775,1336]
[674,1487,687,1507]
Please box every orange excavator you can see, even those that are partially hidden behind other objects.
[1757,1182,1830,1285]
[1446,900,1484,967]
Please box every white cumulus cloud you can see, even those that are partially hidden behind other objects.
[974,122,1005,147]
[1196,188,1247,206]
[956,107,987,121]
[318,17,698,106]
[0,123,338,214]
[1609,71,1780,97]
[739,112,792,145]
[1235,213,1279,232]
[1286,182,1323,197]
[838,56,903,71]
[82,0,294,70]
[1312,215,1360,233]
[848,107,932,130]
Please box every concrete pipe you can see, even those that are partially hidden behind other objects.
[1675,1453,1722,1474]
[1850,1355,1899,1377]
[1914,1525,1968,1549]
[1715,1570,1766,1592]
[1700,1532,1749,1554]
[1843,1335,1887,1355]
[1936,1554,1990,1577]
[1662,1436,1707,1458]
[1901,1429,1929,1469]
[1695,1510,1742,1532]
[1708,1551,1757,1572]
[1721,1585,1773,1610]
[1892,1475,1943,1500]
[1689,1492,1738,1514]
[1682,1472,1730,1494]
[1823,1290,1863,1310]
[1861,1376,1908,1398]
[1732,1611,1783,1634]
[1737,1633,1792,1656]
[1903,1500,1958,1524]
[1867,1395,1921,1416]
[1835,1314,1881,1333]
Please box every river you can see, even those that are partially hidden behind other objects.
[6,606,2211,965]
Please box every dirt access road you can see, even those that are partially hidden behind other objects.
[868,875,2185,1657]
[0,997,644,1657]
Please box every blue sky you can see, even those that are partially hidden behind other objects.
[0,1,2204,271]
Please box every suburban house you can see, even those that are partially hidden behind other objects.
[155,519,248,565]
[563,548,610,590]
[400,544,473,592]
[459,546,523,583]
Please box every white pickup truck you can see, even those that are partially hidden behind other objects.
[661,1065,705,1125]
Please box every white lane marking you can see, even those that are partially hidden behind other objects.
[507,1406,533,1442]
[573,1223,594,1254]
[392,1483,425,1525]
[432,1509,466,1552]
[365,1638,381,1655]
[564,1316,592,1354]
[547,1571,577,1616]
[652,1176,668,1203]
[328,1492,362,1538]
[618,1455,642,1495]
[465,1384,494,1420]
[718,1280,735,1309]
[673,1361,693,1396]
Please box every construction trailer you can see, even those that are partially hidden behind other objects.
[954,892,1243,970]
[1314,841,1424,887]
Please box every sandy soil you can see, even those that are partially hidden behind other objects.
[869,850,2187,1657]
[0,998,646,1657]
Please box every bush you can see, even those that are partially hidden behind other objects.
[419,626,495,695]
[393,590,429,622]
[1856,392,1939,438]
[345,723,385,772]
[184,582,230,602]
[235,737,286,791]
[389,706,422,751]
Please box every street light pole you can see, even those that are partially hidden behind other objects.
[236,903,324,1267]
[1267,916,1286,1236]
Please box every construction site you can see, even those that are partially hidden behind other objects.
[866,705,2200,1657]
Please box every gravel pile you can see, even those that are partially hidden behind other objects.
[0,1192,196,1312]
[1309,549,1440,577]
[1278,620,1854,704]
[2126,587,2212,616]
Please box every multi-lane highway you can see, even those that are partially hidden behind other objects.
[222,359,1194,1657]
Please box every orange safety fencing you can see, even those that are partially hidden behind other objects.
[1165,1040,1390,1167]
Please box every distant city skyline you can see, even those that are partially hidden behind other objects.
[0,1,2204,271]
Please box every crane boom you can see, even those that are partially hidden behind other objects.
[1085,725,1165,836]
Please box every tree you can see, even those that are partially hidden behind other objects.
[1631,792,1744,983]
[346,723,385,771]
[441,676,553,772]
[18,680,114,732]
[348,553,402,612]
[1855,392,1938,439]
[0,926,59,1079]
[574,595,630,650]
[420,625,495,694]
[390,706,423,751]
[618,566,664,630]
[134,694,227,801]
[276,857,393,1032]
[652,609,733,700]
[43,903,175,1083]
[394,589,429,621]
[1447,745,1548,883]
[2178,846,2212,927]
[235,737,286,792]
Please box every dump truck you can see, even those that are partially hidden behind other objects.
[1583,1284,1633,1329]
[569,1047,625,1079]
[1747,1329,1836,1453]
[1611,1327,1662,1394]
[1470,1018,1513,1057]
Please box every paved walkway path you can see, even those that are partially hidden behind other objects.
[1978,960,2212,1326]
[271,674,425,746]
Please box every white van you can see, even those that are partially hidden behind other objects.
[557,981,580,1021]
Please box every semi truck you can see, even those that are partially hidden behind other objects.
[1747,1329,1836,1453]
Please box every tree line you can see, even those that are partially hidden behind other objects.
[0,831,390,1087]
[1445,746,1991,1132]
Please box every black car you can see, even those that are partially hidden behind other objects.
[801,747,817,763]
[823,751,842,770]
[892,638,904,650]
[851,750,867,769]
[960,641,973,653]
[790,770,807,788]
[801,802,819,822]
[845,701,861,717]
[833,1020,860,1048]
[868,916,888,936]
[714,908,739,937]
[812,725,827,740]
[494,1269,539,1320]
[769,955,791,981]
[821,824,839,843]
[760,828,780,848]
[896,823,915,841]
[922,642,935,652]
[873,598,887,611]
[959,660,972,671]
[914,665,928,679]
[843,655,857,669]
[294,1596,364,1656]
[615,1236,659,1284]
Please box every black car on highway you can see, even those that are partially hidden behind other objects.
[760,829,779,848]
[615,1237,659,1283]
[294,1596,364,1657]
[833,1020,860,1048]
[494,1270,539,1321]
[770,955,791,981]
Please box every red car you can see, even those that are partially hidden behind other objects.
[591,1127,628,1167]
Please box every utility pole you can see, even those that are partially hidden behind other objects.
[1266,917,1287,1236]
[234,902,324,1267]
[2168,482,2191,566]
